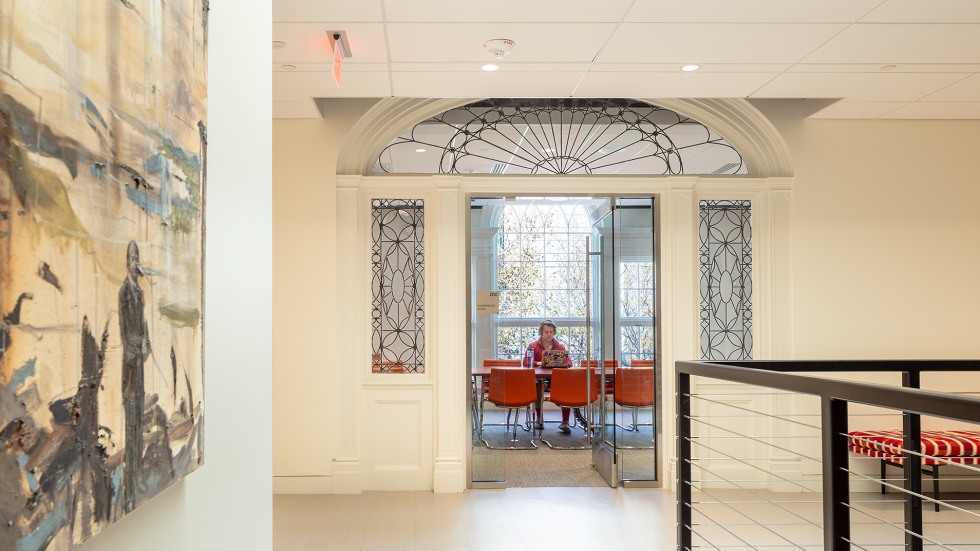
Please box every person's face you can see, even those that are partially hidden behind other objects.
[541,325,555,343]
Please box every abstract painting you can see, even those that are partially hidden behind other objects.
[0,1,207,549]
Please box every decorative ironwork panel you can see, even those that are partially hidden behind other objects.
[699,201,753,360]
[376,98,745,176]
[371,199,425,373]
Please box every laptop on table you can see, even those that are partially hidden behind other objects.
[541,349,569,368]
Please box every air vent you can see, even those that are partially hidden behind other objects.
[491,163,508,174]
[711,162,739,174]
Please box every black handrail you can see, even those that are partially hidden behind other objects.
[676,360,980,551]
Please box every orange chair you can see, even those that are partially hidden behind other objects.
[481,367,538,449]
[581,359,618,398]
[475,359,523,431]
[541,368,600,449]
[630,359,654,368]
[615,367,655,436]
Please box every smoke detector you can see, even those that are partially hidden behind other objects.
[484,38,515,59]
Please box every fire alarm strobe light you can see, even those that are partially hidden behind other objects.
[484,38,515,59]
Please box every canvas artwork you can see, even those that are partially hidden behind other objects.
[0,1,207,549]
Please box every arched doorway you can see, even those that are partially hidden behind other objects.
[331,97,793,493]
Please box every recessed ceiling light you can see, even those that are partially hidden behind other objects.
[880,64,897,72]
[414,148,427,153]
[281,64,296,71]
[681,64,701,72]
[273,41,286,49]
[482,63,500,71]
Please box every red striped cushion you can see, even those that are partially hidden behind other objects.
[848,430,980,465]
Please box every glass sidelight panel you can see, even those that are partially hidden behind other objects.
[698,200,752,361]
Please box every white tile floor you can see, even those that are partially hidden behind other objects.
[274,487,677,551]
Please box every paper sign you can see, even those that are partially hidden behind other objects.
[476,291,500,314]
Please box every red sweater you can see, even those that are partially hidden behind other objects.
[523,338,572,367]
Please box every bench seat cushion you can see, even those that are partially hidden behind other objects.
[848,429,980,466]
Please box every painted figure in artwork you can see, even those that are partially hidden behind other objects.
[119,240,150,513]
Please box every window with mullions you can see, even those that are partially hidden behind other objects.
[494,204,591,363]
[620,260,655,366]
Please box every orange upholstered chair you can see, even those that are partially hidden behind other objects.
[475,359,523,430]
[541,368,601,449]
[581,358,618,396]
[630,359,654,368]
[481,367,538,449]
[615,367,654,432]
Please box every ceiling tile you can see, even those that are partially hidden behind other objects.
[803,24,980,64]
[860,0,980,23]
[273,63,389,73]
[273,23,388,64]
[788,63,980,73]
[574,72,778,98]
[625,0,883,23]
[592,63,792,73]
[807,101,907,119]
[274,71,391,101]
[920,74,980,102]
[273,101,323,119]
[753,72,968,101]
[382,0,635,23]
[391,71,584,97]
[389,62,592,73]
[385,23,616,63]
[597,23,847,64]
[273,0,383,22]
[881,102,980,118]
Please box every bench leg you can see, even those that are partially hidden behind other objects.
[932,465,940,512]
[881,460,887,494]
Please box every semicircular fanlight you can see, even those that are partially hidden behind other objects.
[375,98,746,176]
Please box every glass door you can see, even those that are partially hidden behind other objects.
[588,199,618,487]
[587,197,659,487]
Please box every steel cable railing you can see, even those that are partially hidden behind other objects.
[677,360,980,551]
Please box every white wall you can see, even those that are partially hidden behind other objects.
[90,3,272,549]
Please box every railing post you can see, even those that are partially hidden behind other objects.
[677,369,692,551]
[822,397,850,551]
[902,370,923,551]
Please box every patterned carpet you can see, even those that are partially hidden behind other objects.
[473,407,658,487]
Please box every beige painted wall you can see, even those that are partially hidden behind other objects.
[272,99,980,484]
[754,99,980,361]
[272,101,376,482]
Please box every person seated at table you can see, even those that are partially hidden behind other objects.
[524,320,575,434]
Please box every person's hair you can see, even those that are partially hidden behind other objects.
[538,319,557,336]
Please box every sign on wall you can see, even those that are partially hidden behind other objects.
[476,291,500,314]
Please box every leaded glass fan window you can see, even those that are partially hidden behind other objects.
[371,199,425,373]
[699,200,752,360]
[376,99,746,176]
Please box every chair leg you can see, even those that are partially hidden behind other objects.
[933,465,940,512]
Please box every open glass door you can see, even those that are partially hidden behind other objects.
[588,199,618,487]
[587,197,659,487]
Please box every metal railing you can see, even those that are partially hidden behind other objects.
[677,360,980,551]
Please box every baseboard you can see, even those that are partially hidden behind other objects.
[433,458,466,493]
[331,460,363,494]
[273,476,332,494]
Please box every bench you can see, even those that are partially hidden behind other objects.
[848,429,980,511]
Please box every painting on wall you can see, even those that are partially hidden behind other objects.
[0,1,207,549]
